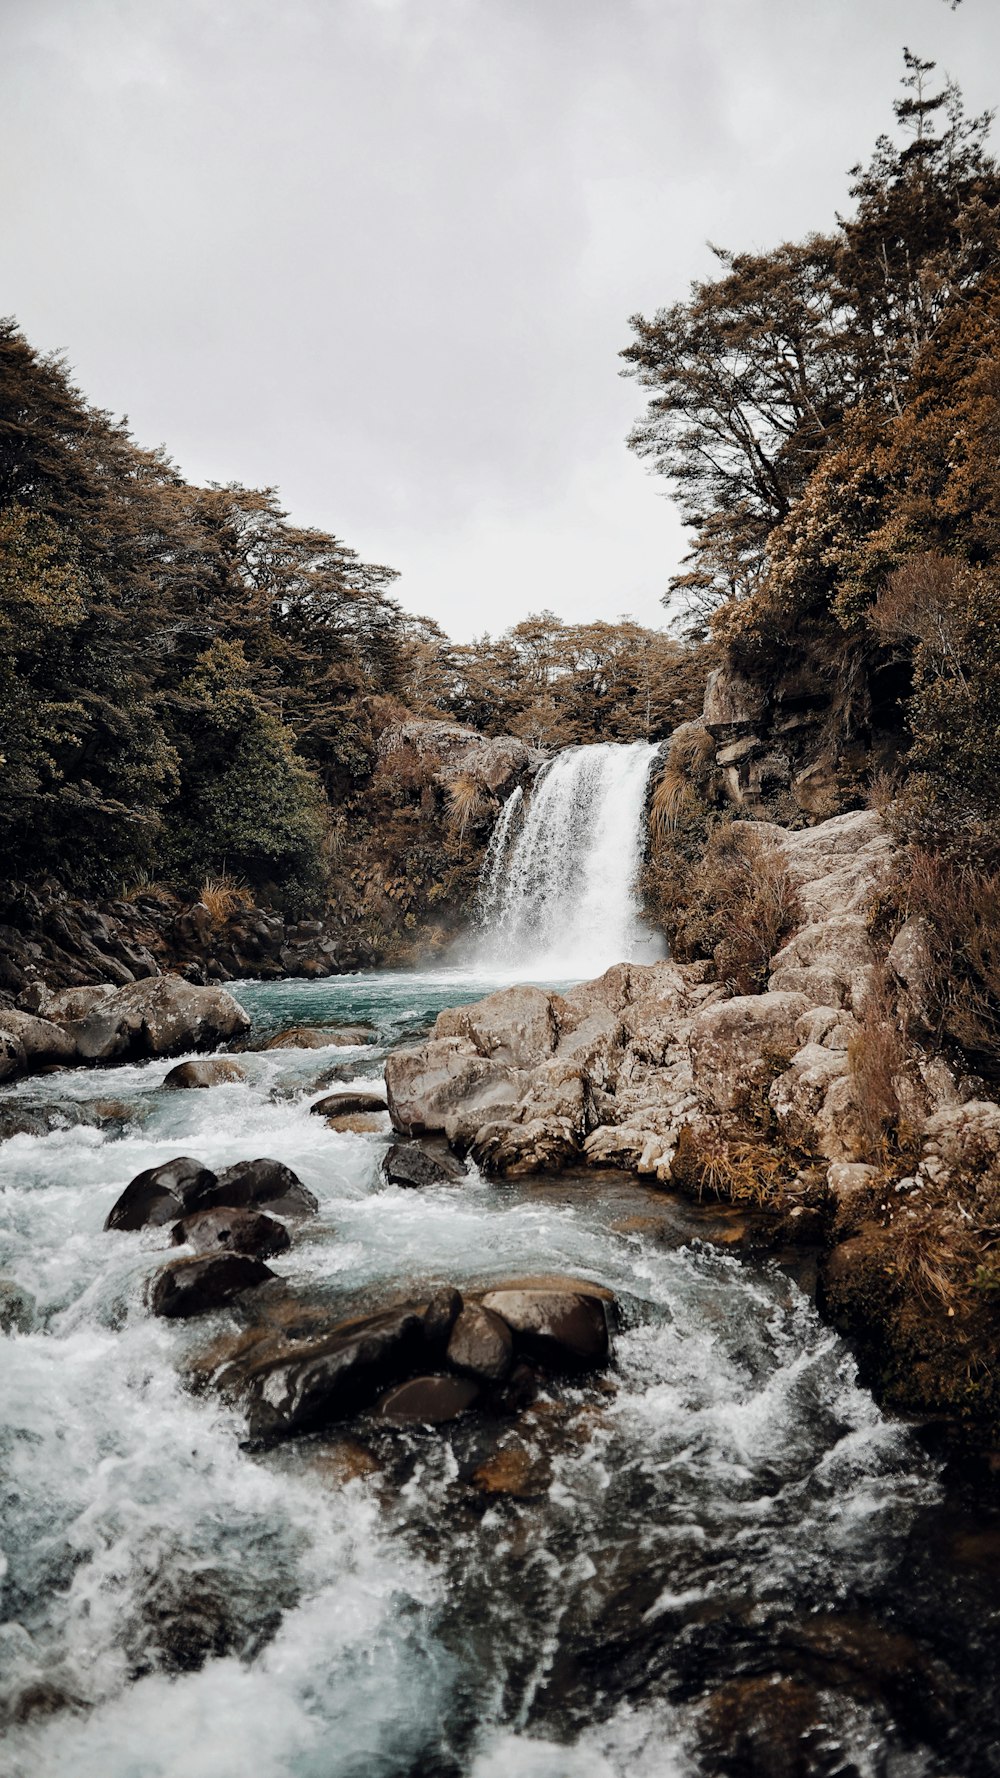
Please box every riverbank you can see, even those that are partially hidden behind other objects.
[5,972,1000,1777]
[386,809,1000,1449]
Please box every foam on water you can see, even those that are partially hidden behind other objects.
[0,975,945,1776]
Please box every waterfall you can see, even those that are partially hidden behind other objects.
[474,740,665,978]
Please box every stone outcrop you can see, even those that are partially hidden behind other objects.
[385,810,897,1183]
[0,974,250,1083]
[702,646,909,815]
[376,717,541,799]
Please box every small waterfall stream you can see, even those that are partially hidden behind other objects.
[474,741,665,977]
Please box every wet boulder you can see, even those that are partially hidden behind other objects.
[236,1304,428,1441]
[170,1206,291,1260]
[67,975,250,1065]
[445,1303,513,1383]
[309,1090,387,1118]
[162,1058,248,1090]
[381,1142,464,1190]
[422,1286,463,1355]
[376,1374,481,1425]
[105,1156,217,1231]
[150,1252,274,1318]
[480,1286,610,1372]
[198,1158,319,1220]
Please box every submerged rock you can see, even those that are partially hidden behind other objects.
[171,1207,291,1260]
[376,1374,481,1425]
[162,1058,248,1090]
[264,1025,375,1051]
[381,1142,464,1189]
[105,1156,217,1231]
[150,1252,274,1318]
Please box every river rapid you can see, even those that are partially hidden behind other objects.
[2,972,1000,1778]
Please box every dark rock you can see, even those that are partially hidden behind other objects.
[198,1158,319,1220]
[480,1287,610,1372]
[105,1156,217,1231]
[150,1252,274,1318]
[236,1305,427,1441]
[376,1374,481,1424]
[381,1142,463,1189]
[171,1207,291,1260]
[309,1091,387,1118]
[0,1278,37,1334]
[446,1303,513,1383]
[423,1286,463,1355]
[162,1058,248,1090]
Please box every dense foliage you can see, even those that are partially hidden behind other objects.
[0,323,701,912]
[629,54,1000,1072]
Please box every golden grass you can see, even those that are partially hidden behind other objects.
[198,876,253,923]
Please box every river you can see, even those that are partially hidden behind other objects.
[3,970,999,1777]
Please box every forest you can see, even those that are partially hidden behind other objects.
[0,329,699,917]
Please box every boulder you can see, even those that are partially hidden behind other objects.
[162,1059,248,1090]
[385,1040,525,1142]
[236,1305,428,1441]
[170,1207,291,1260]
[422,1286,463,1354]
[0,1026,26,1083]
[445,1303,513,1383]
[198,1159,319,1219]
[887,916,937,1030]
[105,1156,218,1231]
[264,1025,375,1050]
[68,976,250,1064]
[309,1090,387,1118]
[381,1142,464,1190]
[688,992,812,1114]
[150,1252,274,1318]
[0,1010,76,1072]
[479,1287,610,1372]
[376,1374,481,1424]
[324,1112,385,1133]
[39,984,117,1021]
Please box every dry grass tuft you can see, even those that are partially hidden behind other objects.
[198,876,253,924]
[445,771,487,843]
[670,1124,792,1208]
[847,964,919,1161]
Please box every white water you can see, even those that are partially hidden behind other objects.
[473,742,665,978]
[0,977,952,1778]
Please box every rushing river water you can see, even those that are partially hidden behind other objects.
[2,972,1000,1778]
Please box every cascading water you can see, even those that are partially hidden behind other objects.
[474,741,665,977]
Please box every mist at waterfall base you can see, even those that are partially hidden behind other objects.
[467,741,666,980]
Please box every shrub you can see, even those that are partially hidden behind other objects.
[199,876,254,924]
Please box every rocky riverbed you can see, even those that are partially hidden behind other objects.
[2,968,1000,1776]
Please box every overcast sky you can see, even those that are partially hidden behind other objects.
[3,0,998,639]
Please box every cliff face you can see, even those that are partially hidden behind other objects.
[702,640,911,817]
[0,718,540,998]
